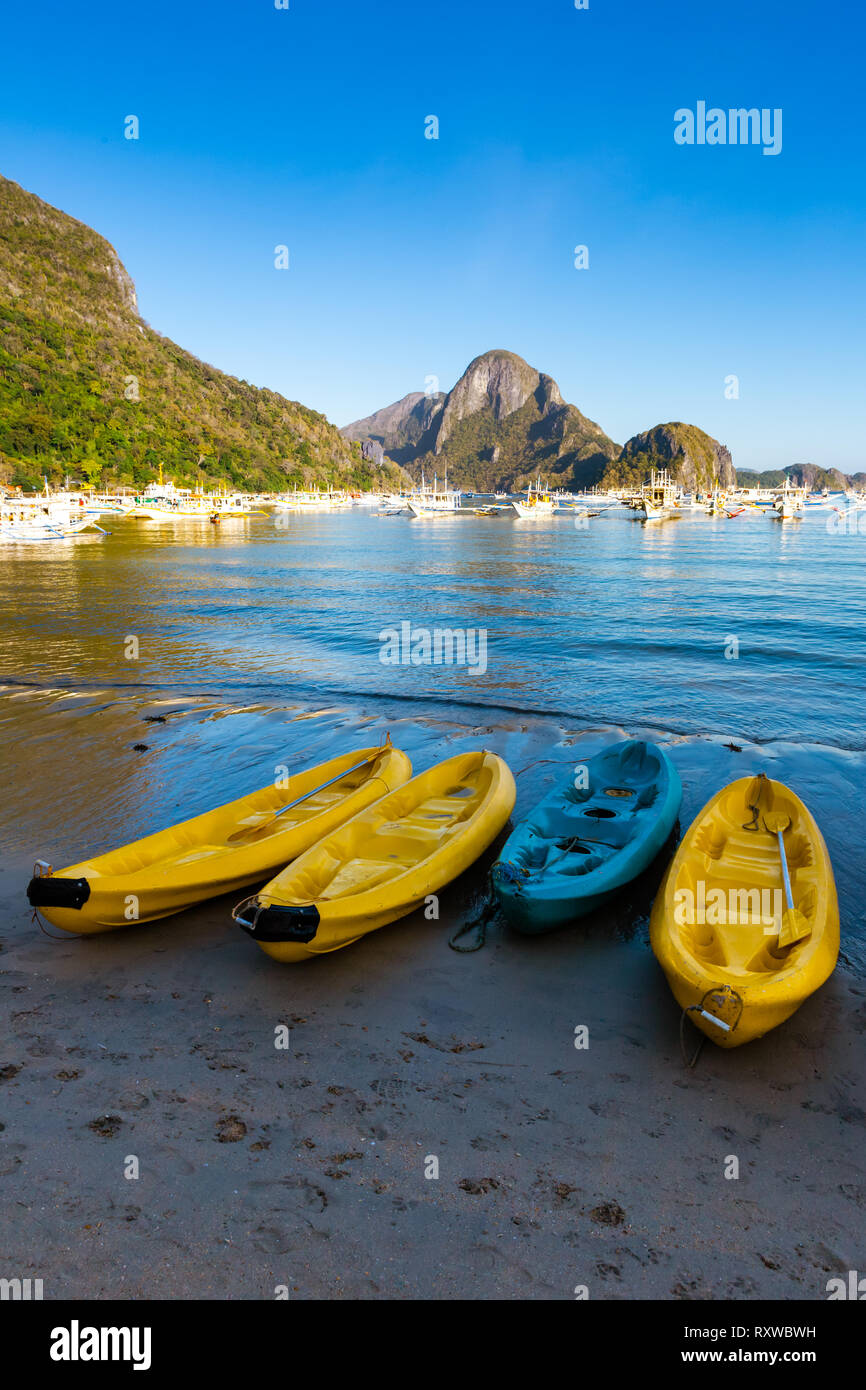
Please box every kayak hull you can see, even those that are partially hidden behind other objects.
[650,776,839,1047]
[240,750,516,962]
[26,744,412,933]
[492,740,682,934]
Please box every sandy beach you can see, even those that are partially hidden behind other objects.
[2,704,863,1300]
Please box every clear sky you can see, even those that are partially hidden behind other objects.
[1,0,864,470]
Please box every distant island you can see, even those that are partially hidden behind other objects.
[344,350,864,495]
[344,349,734,494]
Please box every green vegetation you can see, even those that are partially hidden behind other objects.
[598,453,671,490]
[736,465,851,491]
[406,399,617,493]
[0,175,406,494]
[610,422,734,491]
[735,469,788,489]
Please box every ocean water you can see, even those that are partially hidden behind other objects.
[2,505,863,742]
[1,504,864,967]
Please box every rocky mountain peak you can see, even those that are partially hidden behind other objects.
[433,349,563,451]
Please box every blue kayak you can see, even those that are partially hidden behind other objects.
[491,739,682,934]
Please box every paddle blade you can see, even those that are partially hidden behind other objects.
[763,811,791,834]
[778,907,811,948]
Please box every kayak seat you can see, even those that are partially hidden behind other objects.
[553,852,605,877]
[680,919,728,968]
[321,859,407,898]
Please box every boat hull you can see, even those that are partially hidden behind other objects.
[511,501,555,517]
[26,745,412,933]
[650,776,839,1047]
[240,751,516,961]
[0,512,97,542]
[492,740,681,933]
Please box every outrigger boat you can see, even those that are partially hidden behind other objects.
[771,482,805,522]
[636,468,680,520]
[0,495,104,543]
[273,487,350,512]
[512,478,555,517]
[405,473,461,517]
[132,468,252,521]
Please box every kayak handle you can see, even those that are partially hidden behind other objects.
[697,1009,732,1032]
[231,896,259,930]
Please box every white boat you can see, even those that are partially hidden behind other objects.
[133,476,251,521]
[512,479,555,517]
[771,482,806,522]
[93,493,136,516]
[376,492,409,512]
[405,474,461,517]
[0,496,103,543]
[636,468,680,520]
[273,487,349,513]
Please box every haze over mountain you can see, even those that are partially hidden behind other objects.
[344,352,739,493]
[0,174,405,493]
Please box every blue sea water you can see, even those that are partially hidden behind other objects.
[1,505,863,744]
[1,504,864,968]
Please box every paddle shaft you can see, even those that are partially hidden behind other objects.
[231,752,381,842]
[775,829,795,911]
[272,753,378,818]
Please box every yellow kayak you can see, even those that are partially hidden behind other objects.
[650,775,839,1047]
[26,743,412,934]
[235,750,516,962]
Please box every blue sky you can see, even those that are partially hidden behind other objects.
[1,0,864,470]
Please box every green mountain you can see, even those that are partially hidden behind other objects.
[606,422,736,491]
[736,464,855,491]
[0,174,405,493]
[343,350,620,492]
[344,353,741,493]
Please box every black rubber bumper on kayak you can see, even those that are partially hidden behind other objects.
[26,875,91,910]
[237,902,320,944]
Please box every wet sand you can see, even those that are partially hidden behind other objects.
[1,705,864,1300]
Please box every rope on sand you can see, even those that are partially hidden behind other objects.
[32,908,74,942]
[448,883,499,952]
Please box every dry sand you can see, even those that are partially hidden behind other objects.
[1,714,864,1300]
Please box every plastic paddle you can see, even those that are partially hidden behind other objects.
[764,811,811,947]
[227,751,382,843]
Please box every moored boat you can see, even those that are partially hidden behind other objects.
[26,743,412,933]
[234,750,516,961]
[405,473,461,516]
[512,478,555,517]
[650,774,839,1047]
[492,740,681,933]
[1,495,103,542]
[636,468,680,520]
